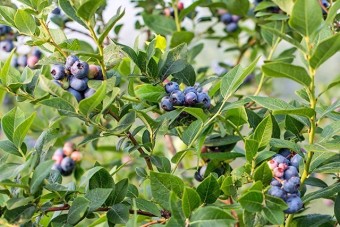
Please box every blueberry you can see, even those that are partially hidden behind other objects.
[273,167,284,178]
[94,68,104,80]
[278,148,291,159]
[270,178,282,187]
[165,81,180,93]
[183,86,197,95]
[268,186,286,200]
[88,65,100,79]
[273,154,290,165]
[27,56,39,68]
[283,176,300,193]
[221,13,233,24]
[0,25,11,35]
[1,40,14,52]
[60,157,75,175]
[69,76,88,91]
[321,0,330,14]
[51,64,66,80]
[194,165,207,182]
[184,92,198,106]
[11,56,18,67]
[197,92,211,109]
[84,88,96,98]
[231,15,241,22]
[161,96,174,111]
[267,159,278,170]
[17,55,27,67]
[278,163,288,170]
[170,90,185,106]
[31,48,42,58]
[284,195,303,214]
[226,23,238,33]
[65,55,79,70]
[284,166,299,179]
[54,148,64,156]
[290,154,303,169]
[51,7,61,15]
[67,88,83,102]
[70,60,89,79]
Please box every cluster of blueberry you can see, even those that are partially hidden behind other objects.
[51,55,103,102]
[220,13,241,33]
[163,2,184,17]
[0,25,14,53]
[161,82,211,111]
[51,142,82,176]
[267,149,304,213]
[11,48,42,69]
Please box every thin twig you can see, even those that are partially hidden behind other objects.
[140,219,167,227]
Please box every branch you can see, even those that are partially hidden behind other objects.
[140,219,167,227]
[108,110,154,170]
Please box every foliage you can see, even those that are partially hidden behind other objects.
[0,0,339,226]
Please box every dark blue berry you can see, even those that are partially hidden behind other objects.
[184,91,198,106]
[65,55,79,70]
[84,88,96,98]
[170,90,185,106]
[11,56,18,67]
[52,163,63,172]
[161,96,174,111]
[197,92,211,109]
[273,154,290,165]
[70,60,89,79]
[67,88,83,102]
[60,157,75,175]
[226,23,238,33]
[165,81,180,93]
[0,25,11,35]
[284,166,299,179]
[284,195,303,214]
[51,7,61,15]
[31,48,42,58]
[268,186,286,200]
[278,148,291,159]
[270,178,282,187]
[51,64,66,80]
[290,154,302,169]
[1,40,14,52]
[17,55,27,67]
[221,13,233,24]
[69,76,88,91]
[183,86,196,95]
[194,165,207,182]
[283,176,300,193]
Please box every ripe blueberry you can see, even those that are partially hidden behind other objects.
[1,40,14,52]
[65,55,79,70]
[284,166,299,179]
[226,23,238,33]
[221,13,233,24]
[17,55,27,67]
[270,178,282,187]
[170,90,185,106]
[268,186,286,200]
[161,96,174,111]
[185,92,198,106]
[290,154,302,169]
[69,76,88,91]
[183,86,197,95]
[165,81,180,93]
[60,157,75,175]
[51,65,66,80]
[283,176,300,193]
[284,195,303,214]
[194,165,207,182]
[278,148,291,159]
[197,92,211,109]
[51,7,61,15]
[11,56,18,67]
[273,154,290,165]
[67,88,83,102]
[70,61,89,79]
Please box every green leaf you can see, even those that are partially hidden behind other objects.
[238,190,263,212]
[335,193,340,223]
[253,115,272,151]
[79,81,107,116]
[190,206,235,226]
[0,140,21,157]
[135,84,164,102]
[39,97,78,116]
[182,107,208,122]
[58,0,86,27]
[290,214,335,227]
[262,206,284,225]
[289,0,323,37]
[14,9,36,35]
[150,172,184,210]
[253,162,272,185]
[98,7,125,44]
[221,57,259,99]
[85,188,112,212]
[172,64,196,86]
[310,34,340,69]
[200,152,244,161]
[88,167,115,206]
[170,31,194,48]
[225,0,250,16]
[107,204,129,224]
[142,13,176,35]
[182,187,201,218]
[245,139,259,162]
[272,0,294,14]
[0,6,16,26]
[112,112,136,134]
[13,112,36,147]
[314,162,340,173]
[30,160,54,194]
[0,49,16,85]
[77,0,105,22]
[112,179,128,204]
[221,176,237,197]
[135,198,161,217]
[67,197,90,225]
[319,120,340,143]
[159,43,187,80]
[151,156,171,173]
[225,106,248,126]
[270,138,302,155]
[262,62,311,86]
[182,120,202,145]
[169,191,186,226]
[326,0,340,24]
[303,182,340,203]
[196,174,220,204]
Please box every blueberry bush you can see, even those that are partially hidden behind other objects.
[0,0,339,226]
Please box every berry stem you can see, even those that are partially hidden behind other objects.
[172,0,181,32]
[108,110,153,170]
[87,23,107,80]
